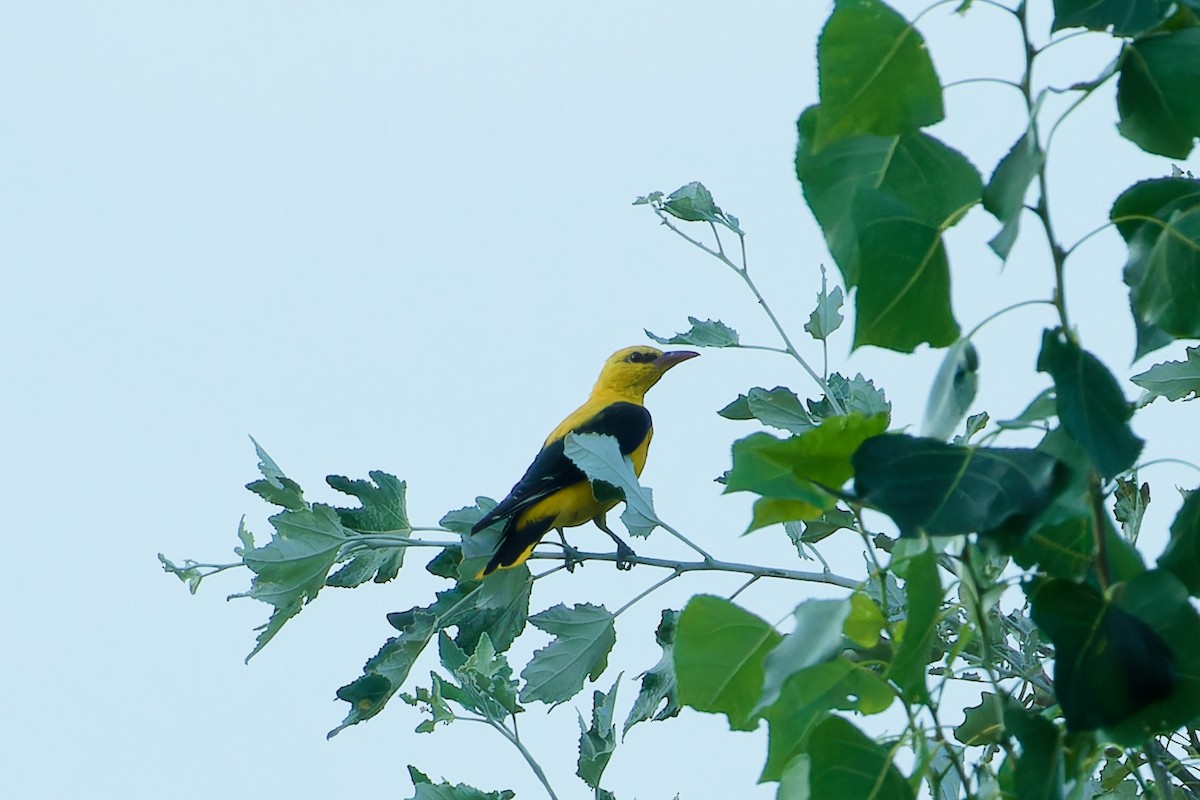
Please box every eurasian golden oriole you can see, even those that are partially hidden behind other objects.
[471,345,698,577]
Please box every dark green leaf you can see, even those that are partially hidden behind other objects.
[519,603,616,705]
[1113,178,1200,343]
[577,676,620,790]
[1052,0,1174,35]
[983,128,1044,260]
[1132,346,1200,401]
[1037,329,1143,480]
[675,595,781,731]
[808,372,892,421]
[796,107,979,352]
[760,657,894,782]
[805,265,845,341]
[807,716,915,800]
[922,340,980,440]
[726,414,889,530]
[1117,30,1200,158]
[757,599,852,712]
[1157,489,1200,595]
[405,765,515,800]
[453,567,531,654]
[853,434,1065,540]
[954,692,1005,746]
[240,504,348,660]
[1004,704,1064,800]
[815,0,943,148]
[331,609,439,737]
[887,545,942,698]
[785,507,857,553]
[646,316,739,348]
[1027,576,1176,738]
[624,610,681,735]
[326,549,405,588]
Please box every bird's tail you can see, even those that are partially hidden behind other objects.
[477,515,555,579]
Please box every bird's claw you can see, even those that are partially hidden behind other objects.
[561,542,583,572]
[615,543,637,571]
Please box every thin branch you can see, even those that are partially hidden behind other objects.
[614,570,683,617]
[465,717,561,800]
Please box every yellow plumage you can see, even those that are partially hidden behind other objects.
[470,346,697,577]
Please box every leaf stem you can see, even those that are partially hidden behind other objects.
[614,570,682,618]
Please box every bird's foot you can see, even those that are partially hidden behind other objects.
[615,542,637,571]
[559,542,583,572]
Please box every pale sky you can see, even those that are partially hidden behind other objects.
[3,3,1196,799]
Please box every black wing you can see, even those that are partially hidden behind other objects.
[470,402,652,533]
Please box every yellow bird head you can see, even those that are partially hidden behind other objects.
[591,346,699,401]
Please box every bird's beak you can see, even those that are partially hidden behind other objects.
[655,350,700,371]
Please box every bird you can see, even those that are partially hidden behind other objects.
[470,345,698,578]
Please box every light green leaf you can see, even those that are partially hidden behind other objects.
[760,658,894,782]
[814,0,943,148]
[520,603,616,705]
[241,504,348,660]
[808,373,892,421]
[624,610,681,735]
[922,340,980,440]
[1037,329,1143,480]
[564,432,658,538]
[245,437,307,510]
[776,755,811,800]
[805,266,845,341]
[1132,346,1200,401]
[807,716,914,800]
[757,599,852,712]
[1117,30,1200,158]
[719,386,815,434]
[646,316,739,348]
[1113,478,1151,543]
[577,675,620,790]
[405,766,515,800]
[675,595,781,731]
[844,592,886,648]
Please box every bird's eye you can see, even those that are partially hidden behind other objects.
[625,351,653,363]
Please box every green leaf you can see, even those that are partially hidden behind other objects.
[796,106,979,352]
[844,592,886,649]
[808,373,892,421]
[436,633,522,720]
[997,388,1057,431]
[564,432,658,538]
[646,316,739,348]
[1113,478,1151,543]
[953,692,1005,746]
[624,609,681,735]
[719,387,815,435]
[326,549,405,588]
[805,265,845,341]
[1132,346,1200,401]
[405,766,515,800]
[776,756,810,800]
[1117,30,1200,158]
[1004,704,1064,800]
[853,434,1065,541]
[726,414,890,530]
[1113,178,1200,343]
[983,127,1044,260]
[1157,489,1200,595]
[757,599,852,712]
[922,340,980,440]
[1027,576,1177,738]
[785,507,857,554]
[807,716,914,800]
[886,544,942,698]
[675,595,782,731]
[240,504,348,660]
[1052,0,1174,35]
[519,603,616,705]
[1037,329,1144,480]
[331,609,439,736]
[245,438,306,510]
[655,181,742,234]
[453,567,532,654]
[814,0,943,149]
[760,657,894,782]
[323,470,411,586]
[577,676,620,790]
[952,412,989,446]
